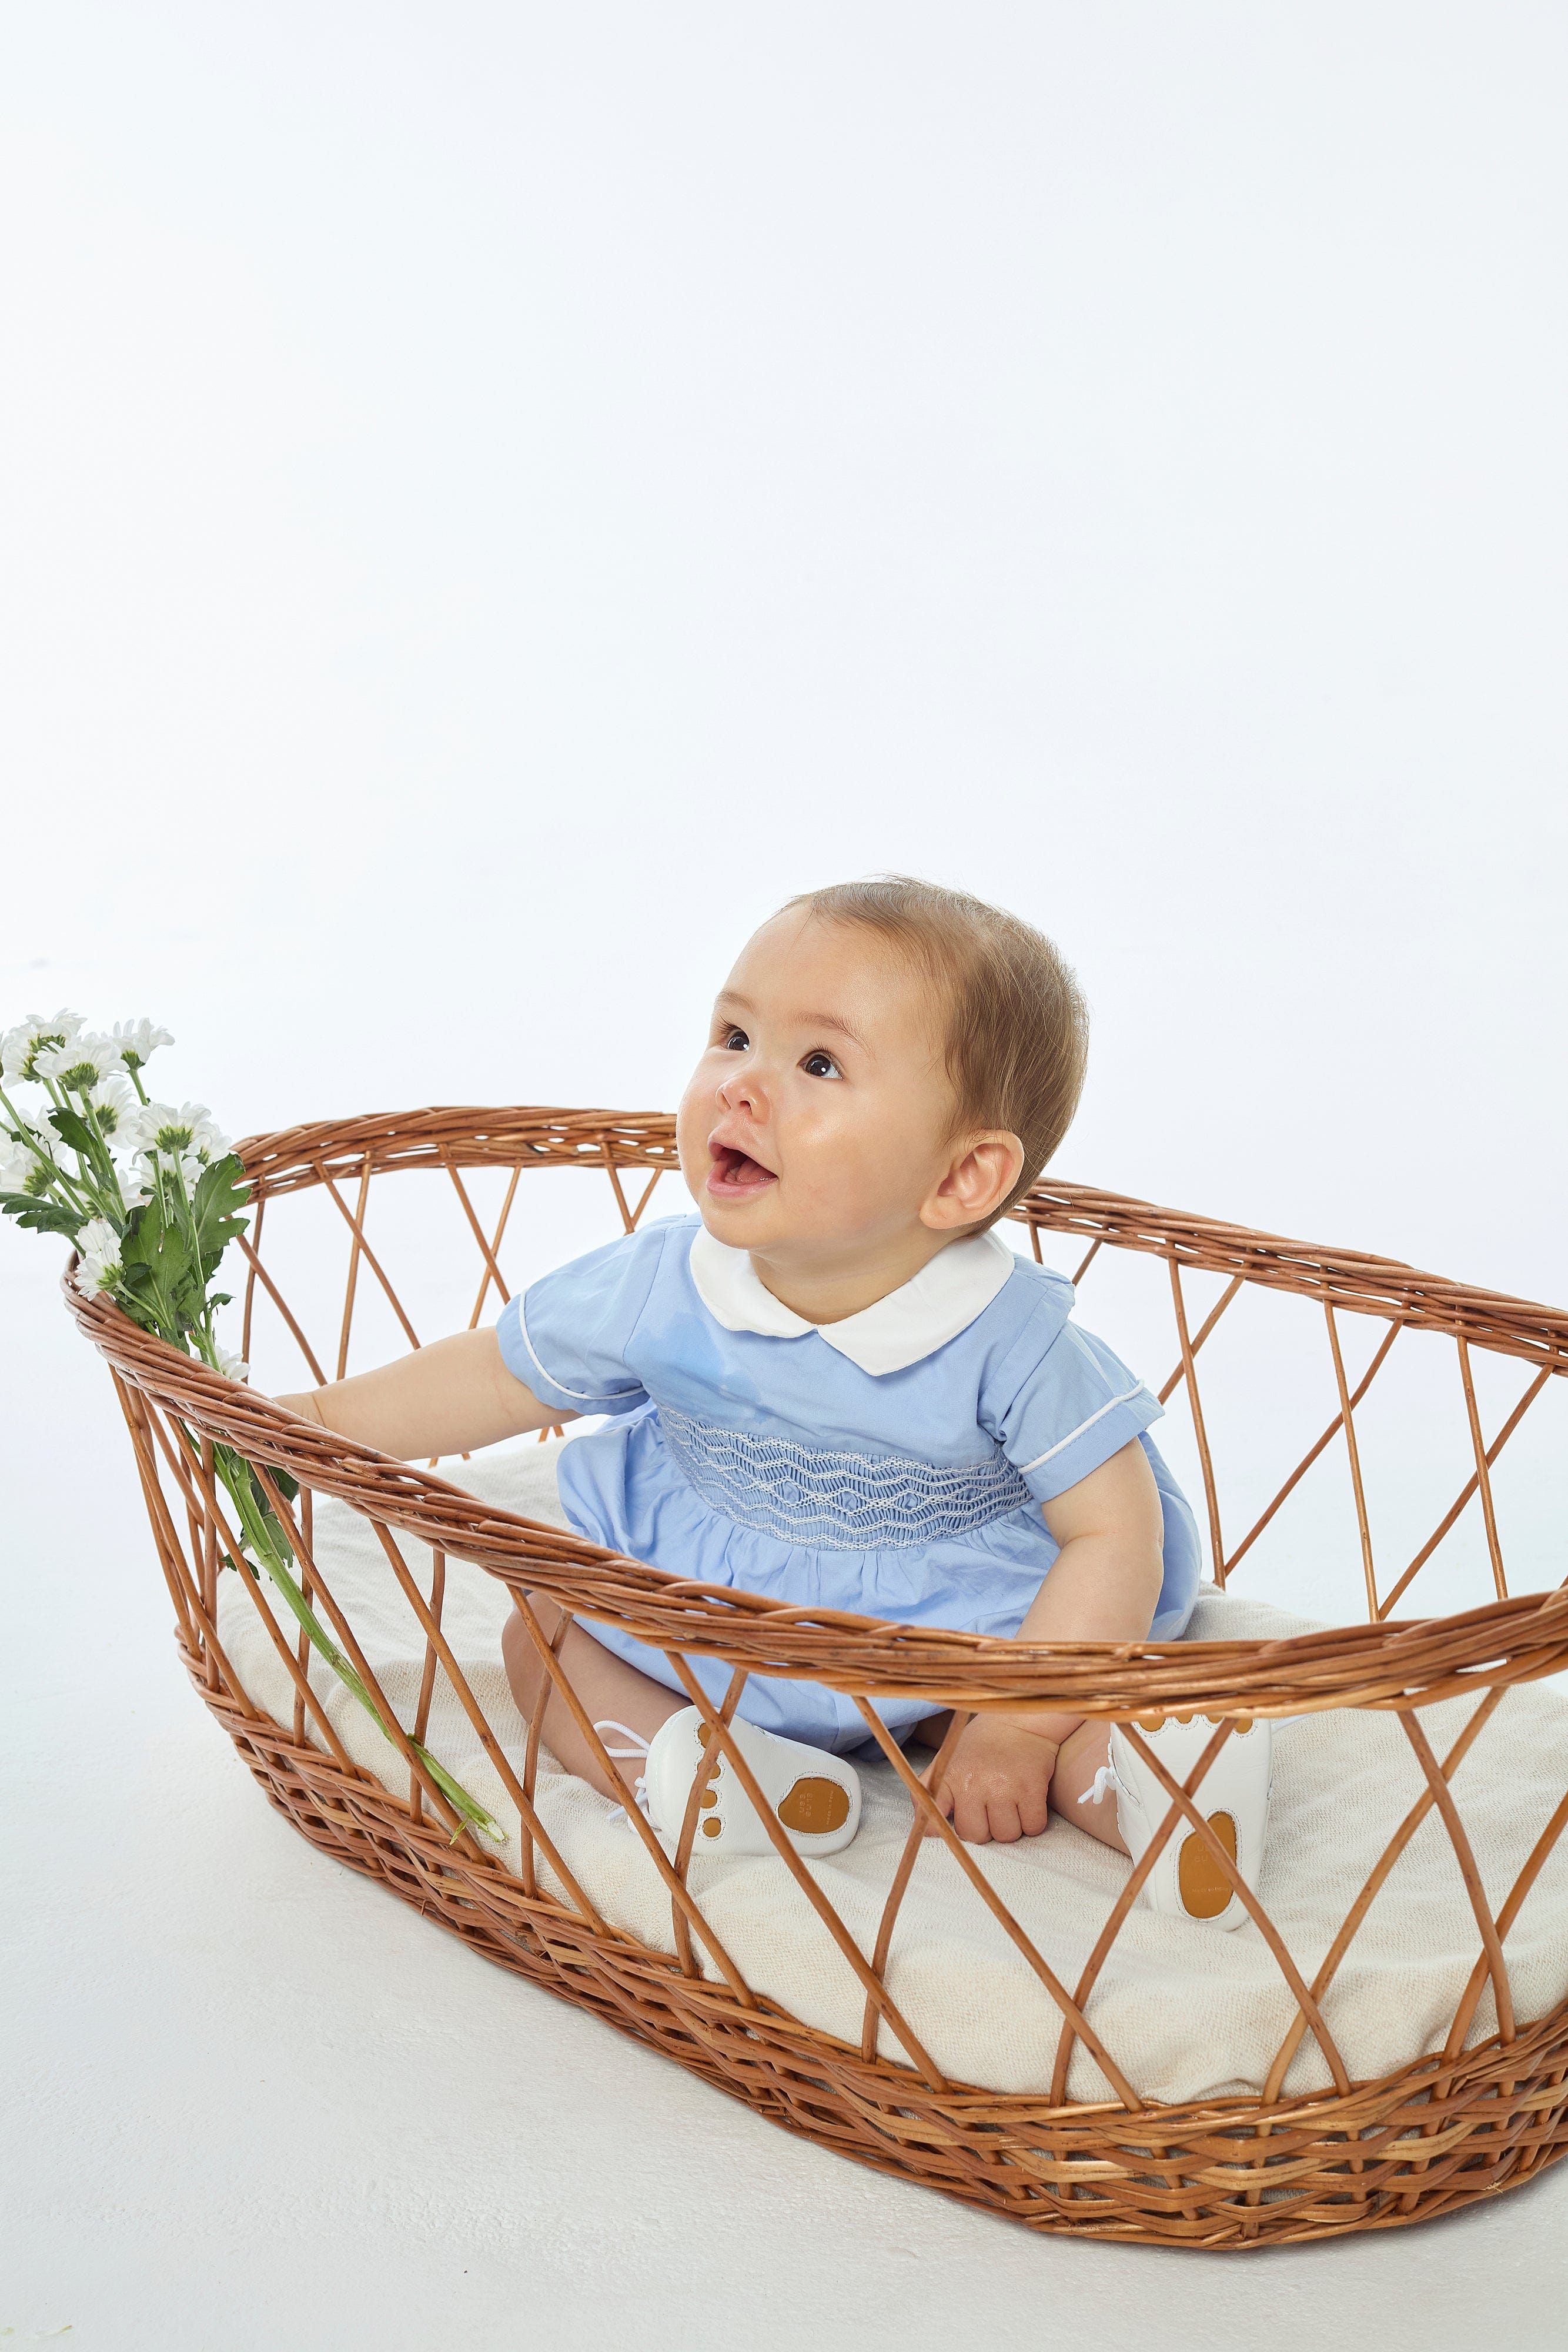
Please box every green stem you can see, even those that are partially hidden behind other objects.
[0,1083,96,1218]
[175,1163,205,1273]
[143,1160,189,1337]
[38,1075,97,1193]
[212,1446,506,1846]
[151,1153,205,1298]
[78,1091,124,1198]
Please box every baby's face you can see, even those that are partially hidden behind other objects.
[677,911,961,1261]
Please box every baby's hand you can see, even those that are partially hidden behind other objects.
[921,1717,1061,1845]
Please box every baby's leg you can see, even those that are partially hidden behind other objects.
[501,1596,686,1802]
[1049,1721,1129,1856]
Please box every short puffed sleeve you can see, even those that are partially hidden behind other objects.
[494,1223,668,1418]
[985,1312,1164,1501]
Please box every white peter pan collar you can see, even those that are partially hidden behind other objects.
[687,1224,1018,1377]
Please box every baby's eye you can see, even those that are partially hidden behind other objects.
[721,1027,750,1053]
[801,1050,841,1080]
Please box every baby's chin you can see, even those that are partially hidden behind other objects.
[696,1190,787,1248]
[697,1194,885,1264]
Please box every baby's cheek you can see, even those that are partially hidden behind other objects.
[811,1135,898,1222]
[673,1083,711,1169]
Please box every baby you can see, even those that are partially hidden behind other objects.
[278,879,1269,1927]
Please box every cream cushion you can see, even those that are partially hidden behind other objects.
[216,1437,1568,2105]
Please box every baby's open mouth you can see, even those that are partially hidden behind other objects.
[707,1141,778,1198]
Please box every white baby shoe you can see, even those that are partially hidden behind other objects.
[598,1706,862,1858]
[1085,1712,1272,1932]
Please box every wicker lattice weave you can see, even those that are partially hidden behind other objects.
[65,1105,1568,2247]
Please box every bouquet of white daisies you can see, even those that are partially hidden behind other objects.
[1,1010,503,1843]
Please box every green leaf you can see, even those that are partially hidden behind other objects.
[121,1192,176,1267]
[119,1188,200,1337]
[191,1153,249,1278]
[48,1104,98,1156]
[1,1194,82,1238]
[113,1286,166,1334]
[123,1186,194,1277]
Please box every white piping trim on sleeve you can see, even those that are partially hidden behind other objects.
[514,1298,638,1406]
[1017,1384,1149,1475]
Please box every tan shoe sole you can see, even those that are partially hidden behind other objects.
[777,1776,852,1835]
[698,1768,853,1840]
[1178,1810,1239,1919]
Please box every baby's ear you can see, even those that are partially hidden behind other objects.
[921,1131,1024,1231]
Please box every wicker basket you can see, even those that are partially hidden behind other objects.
[66,1105,1568,2248]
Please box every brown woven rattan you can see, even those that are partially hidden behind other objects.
[66,1105,1568,2247]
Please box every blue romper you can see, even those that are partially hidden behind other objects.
[496,1215,1201,1753]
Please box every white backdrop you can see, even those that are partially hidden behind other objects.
[4,7,1567,2346]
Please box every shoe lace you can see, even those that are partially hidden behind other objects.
[595,1719,652,1827]
[1079,1762,1131,1809]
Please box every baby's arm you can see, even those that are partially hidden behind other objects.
[924,1439,1164,1843]
[274,1328,571,1461]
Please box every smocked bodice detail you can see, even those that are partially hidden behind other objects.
[656,1404,1033,1551]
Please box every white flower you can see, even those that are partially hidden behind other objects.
[4,1097,56,1153]
[2,1008,83,1082]
[83,1073,136,1140]
[121,1143,208,1201]
[0,1138,39,1194]
[73,1216,123,1293]
[115,1158,152,1211]
[121,1100,230,1167]
[79,1215,122,1271]
[0,1111,59,1197]
[35,1031,126,1091]
[213,1344,250,1384]
[108,1018,173,1073]
[121,1148,179,1202]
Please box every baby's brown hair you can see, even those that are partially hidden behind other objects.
[780,876,1089,1223]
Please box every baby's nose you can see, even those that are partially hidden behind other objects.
[718,1063,764,1113]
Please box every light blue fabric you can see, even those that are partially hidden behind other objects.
[496,1215,1201,1753]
